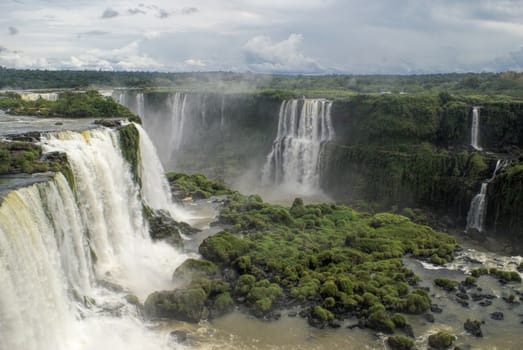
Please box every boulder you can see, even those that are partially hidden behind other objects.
[144,287,209,322]
[148,209,199,248]
[463,319,482,337]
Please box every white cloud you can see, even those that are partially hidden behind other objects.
[0,47,50,69]
[184,58,206,68]
[244,34,324,73]
[64,40,164,70]
[1,0,523,73]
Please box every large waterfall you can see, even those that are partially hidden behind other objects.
[471,106,482,151]
[261,99,334,193]
[466,159,506,232]
[0,127,189,350]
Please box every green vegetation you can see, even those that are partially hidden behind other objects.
[0,90,140,122]
[166,172,233,200]
[145,172,457,330]
[118,124,141,184]
[428,331,455,349]
[152,184,456,330]
[387,335,415,350]
[4,68,523,98]
[488,160,523,246]
[433,278,458,292]
[470,267,521,283]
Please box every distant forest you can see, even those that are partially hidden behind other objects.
[2,67,523,97]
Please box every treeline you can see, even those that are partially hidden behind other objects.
[0,90,139,122]
[2,67,523,97]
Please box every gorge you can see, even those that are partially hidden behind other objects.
[1,86,523,350]
[116,89,523,249]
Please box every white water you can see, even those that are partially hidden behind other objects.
[262,99,334,193]
[0,127,192,350]
[136,93,145,118]
[136,123,190,222]
[471,106,482,151]
[466,159,507,232]
[168,92,188,153]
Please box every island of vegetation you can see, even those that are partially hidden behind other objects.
[144,174,458,337]
[0,90,140,123]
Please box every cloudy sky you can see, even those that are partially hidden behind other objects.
[1,0,523,74]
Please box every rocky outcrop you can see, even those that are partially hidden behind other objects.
[147,209,199,248]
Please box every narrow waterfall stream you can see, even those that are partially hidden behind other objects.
[466,160,507,233]
[471,106,482,151]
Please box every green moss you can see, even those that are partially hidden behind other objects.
[488,268,522,283]
[144,287,209,322]
[367,309,395,333]
[387,335,415,350]
[434,277,458,291]
[428,331,455,349]
[173,259,218,282]
[463,276,477,287]
[391,313,407,328]
[199,231,251,264]
[166,172,233,200]
[193,191,457,327]
[404,289,430,314]
[213,292,234,313]
[313,305,334,321]
[118,124,140,184]
[471,267,489,277]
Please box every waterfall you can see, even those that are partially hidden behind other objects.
[261,98,334,192]
[0,127,189,349]
[168,92,188,152]
[136,92,145,118]
[135,123,190,222]
[471,106,482,151]
[466,160,507,232]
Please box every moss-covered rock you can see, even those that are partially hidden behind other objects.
[428,331,455,349]
[434,277,458,292]
[144,287,209,322]
[199,231,251,264]
[166,172,233,200]
[118,124,140,184]
[148,209,190,248]
[172,259,218,283]
[387,335,415,350]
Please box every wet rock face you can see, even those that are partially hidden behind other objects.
[148,209,199,248]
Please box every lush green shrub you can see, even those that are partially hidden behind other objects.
[434,277,458,291]
[428,331,455,349]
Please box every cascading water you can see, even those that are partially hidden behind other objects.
[466,159,507,232]
[0,127,190,350]
[136,123,190,221]
[135,92,145,118]
[261,99,334,193]
[471,106,482,151]
[168,92,188,153]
